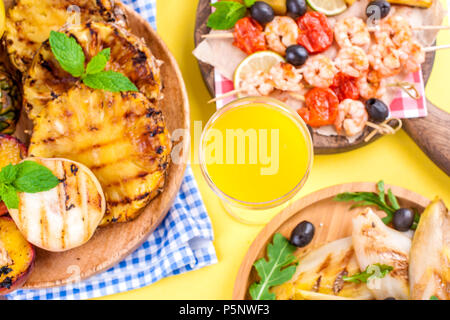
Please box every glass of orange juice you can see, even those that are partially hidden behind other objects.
[199,97,313,225]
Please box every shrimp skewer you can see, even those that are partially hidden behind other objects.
[335,46,369,78]
[334,17,371,49]
[302,55,337,88]
[334,99,368,137]
[264,16,299,56]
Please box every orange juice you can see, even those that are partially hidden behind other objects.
[201,98,313,205]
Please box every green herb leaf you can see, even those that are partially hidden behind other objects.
[244,0,256,7]
[0,164,18,184]
[0,184,19,210]
[83,70,138,92]
[377,180,387,205]
[207,2,247,30]
[249,233,298,300]
[430,295,439,300]
[13,161,60,193]
[387,189,400,210]
[343,264,393,284]
[85,48,111,75]
[49,31,85,77]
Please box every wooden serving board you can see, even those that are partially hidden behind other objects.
[194,0,450,175]
[2,2,190,288]
[232,182,430,300]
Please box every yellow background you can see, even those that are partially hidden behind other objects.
[104,0,450,299]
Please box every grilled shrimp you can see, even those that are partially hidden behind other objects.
[302,55,338,88]
[374,15,413,48]
[368,43,402,77]
[399,40,425,73]
[265,16,299,55]
[239,70,274,96]
[334,17,371,49]
[335,46,369,78]
[334,99,368,137]
[357,68,386,100]
[269,62,303,92]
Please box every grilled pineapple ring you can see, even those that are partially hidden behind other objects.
[24,21,162,121]
[8,157,106,252]
[29,85,171,226]
[4,0,127,73]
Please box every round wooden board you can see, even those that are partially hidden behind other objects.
[2,3,190,289]
[194,0,450,175]
[232,182,430,300]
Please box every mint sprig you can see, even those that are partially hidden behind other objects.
[207,2,247,30]
[49,31,138,93]
[0,161,60,210]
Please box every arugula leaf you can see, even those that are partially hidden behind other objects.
[430,296,439,300]
[244,0,256,7]
[207,2,247,30]
[49,31,85,77]
[83,70,138,93]
[334,181,404,225]
[13,161,60,193]
[249,233,298,300]
[85,48,111,75]
[343,264,393,284]
[0,184,19,210]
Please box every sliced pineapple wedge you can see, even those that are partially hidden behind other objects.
[29,84,171,226]
[5,0,127,73]
[24,21,161,121]
[8,157,106,252]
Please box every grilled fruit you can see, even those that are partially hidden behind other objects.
[4,0,127,73]
[28,85,171,226]
[8,158,106,252]
[0,66,21,134]
[409,198,449,300]
[24,21,162,121]
[273,237,374,300]
[0,134,27,216]
[352,209,411,300]
[0,216,35,294]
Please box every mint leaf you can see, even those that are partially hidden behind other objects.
[13,161,60,193]
[244,0,256,7]
[49,31,85,77]
[0,184,19,210]
[0,164,18,184]
[249,233,298,300]
[85,48,111,75]
[207,2,247,30]
[83,70,138,92]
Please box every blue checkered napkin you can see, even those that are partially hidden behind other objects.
[5,0,217,300]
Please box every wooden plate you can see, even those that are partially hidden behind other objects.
[232,182,430,300]
[3,2,190,288]
[194,0,450,175]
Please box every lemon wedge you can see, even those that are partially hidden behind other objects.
[306,0,347,16]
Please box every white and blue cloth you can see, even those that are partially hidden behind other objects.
[6,0,217,300]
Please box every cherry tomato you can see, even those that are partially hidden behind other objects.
[330,73,360,102]
[296,12,333,54]
[298,88,339,127]
[233,17,267,55]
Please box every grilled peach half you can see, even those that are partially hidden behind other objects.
[0,216,35,295]
[0,134,27,216]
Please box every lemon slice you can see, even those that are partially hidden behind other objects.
[0,0,5,38]
[234,51,284,96]
[307,0,347,16]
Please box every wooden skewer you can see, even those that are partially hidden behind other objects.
[412,25,450,31]
[202,33,234,39]
[208,89,305,103]
[423,44,450,52]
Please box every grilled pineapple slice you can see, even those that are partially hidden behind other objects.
[24,21,162,121]
[29,85,171,226]
[4,0,127,73]
[8,157,106,252]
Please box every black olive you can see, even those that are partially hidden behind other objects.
[290,221,315,247]
[385,297,396,300]
[250,1,275,25]
[392,208,415,231]
[365,98,389,122]
[286,0,307,17]
[366,0,391,20]
[285,45,309,67]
